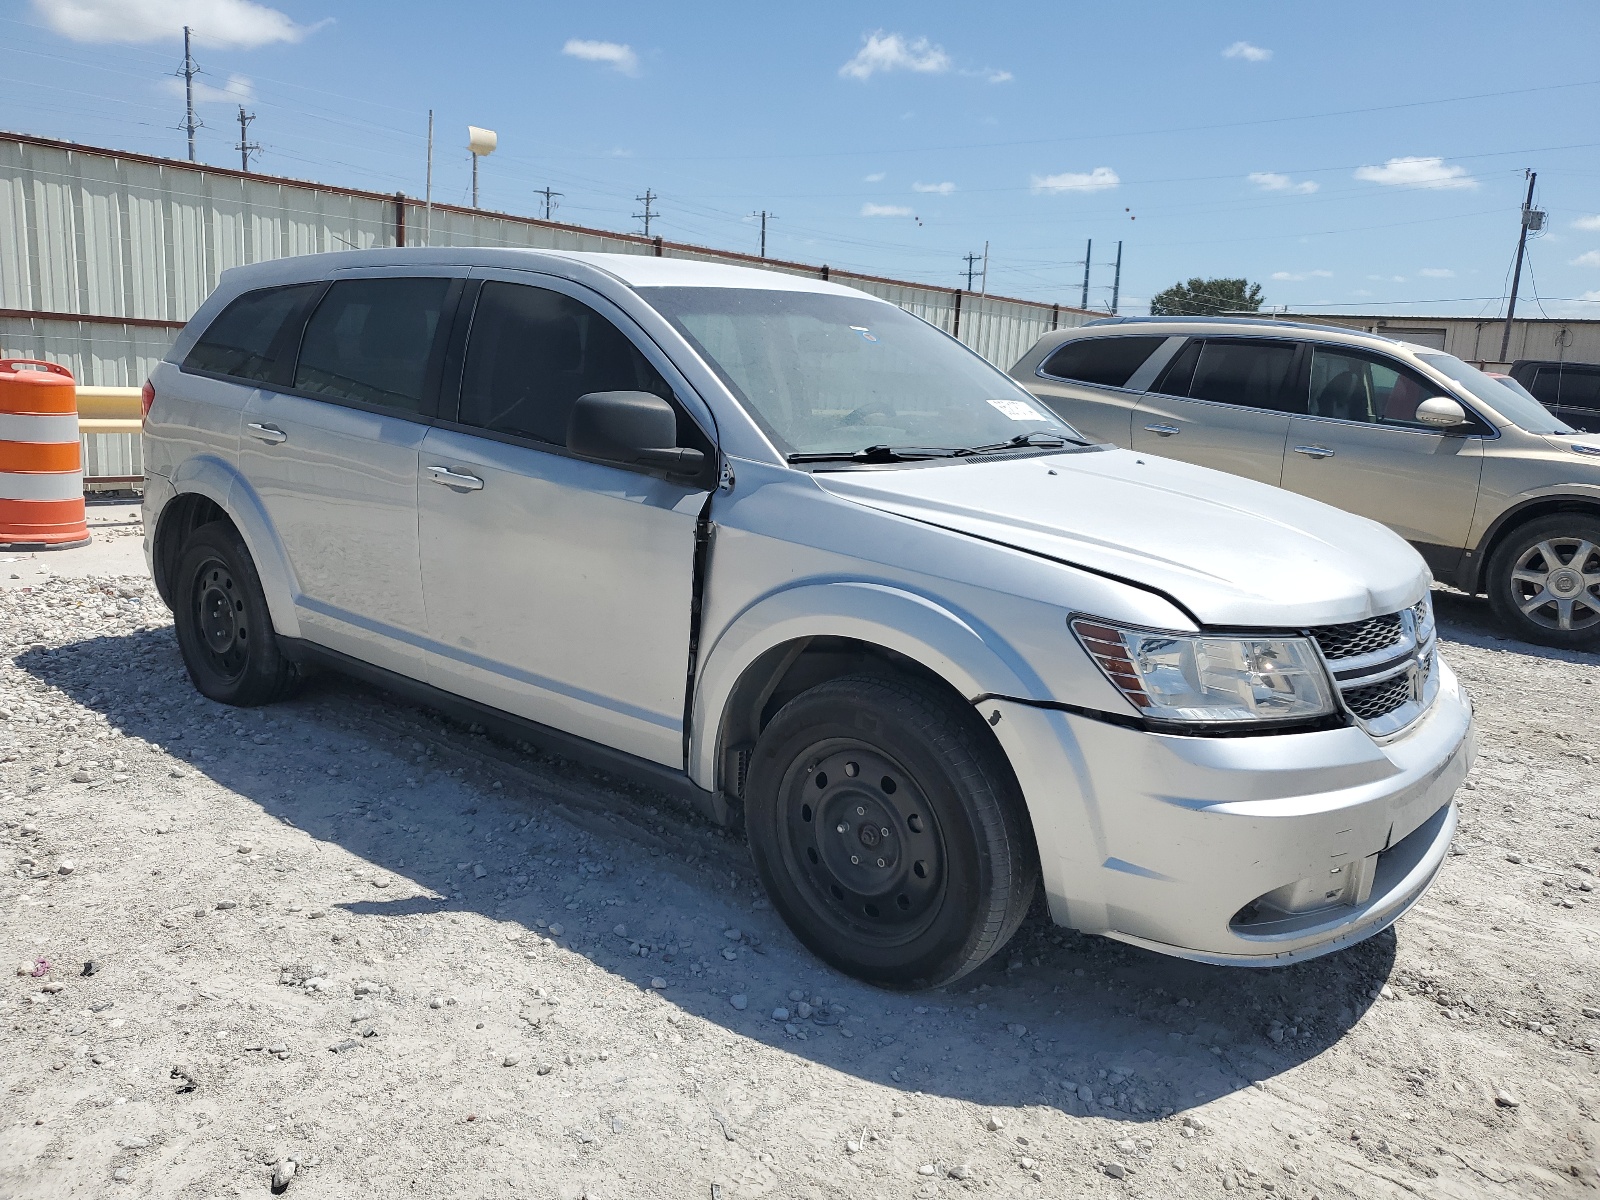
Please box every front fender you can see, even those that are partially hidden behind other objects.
[168,455,302,639]
[689,579,1046,789]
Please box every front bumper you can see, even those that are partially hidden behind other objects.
[985,658,1474,965]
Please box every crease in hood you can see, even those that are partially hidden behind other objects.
[811,448,1430,628]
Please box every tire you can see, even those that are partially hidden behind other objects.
[745,674,1038,989]
[172,521,302,706]
[1485,515,1600,650]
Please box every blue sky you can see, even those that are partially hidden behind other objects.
[5,0,1600,316]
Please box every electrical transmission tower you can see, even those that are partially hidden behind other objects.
[236,106,260,172]
[175,25,202,162]
[534,187,564,221]
[634,189,659,238]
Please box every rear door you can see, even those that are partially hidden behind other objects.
[1130,337,1303,485]
[416,271,715,767]
[1529,365,1600,433]
[1279,343,1485,574]
[239,270,461,676]
[1021,335,1174,445]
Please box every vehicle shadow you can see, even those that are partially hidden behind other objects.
[20,626,1400,1124]
[1433,584,1600,667]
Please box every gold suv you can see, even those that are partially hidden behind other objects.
[1013,316,1600,649]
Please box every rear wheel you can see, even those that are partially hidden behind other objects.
[172,522,302,706]
[1486,515,1600,650]
[745,674,1037,989]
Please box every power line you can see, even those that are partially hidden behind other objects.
[174,25,200,162]
[748,210,777,258]
[535,187,564,220]
[962,251,982,290]
[633,189,659,238]
[235,105,259,173]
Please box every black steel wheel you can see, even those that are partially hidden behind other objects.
[1486,515,1600,650]
[172,521,302,706]
[746,674,1037,989]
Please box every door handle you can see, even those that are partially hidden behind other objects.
[1143,423,1180,436]
[426,464,485,492]
[1292,445,1336,459]
[246,422,287,445]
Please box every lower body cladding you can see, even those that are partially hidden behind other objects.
[984,660,1475,966]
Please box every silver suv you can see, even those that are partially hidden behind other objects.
[1013,316,1600,649]
[143,251,1473,986]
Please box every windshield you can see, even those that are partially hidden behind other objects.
[640,287,1081,457]
[1418,352,1574,434]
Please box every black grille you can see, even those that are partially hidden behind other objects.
[1342,673,1414,720]
[1311,614,1403,660]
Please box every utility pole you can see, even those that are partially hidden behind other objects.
[980,240,989,296]
[235,106,259,172]
[536,188,564,221]
[962,251,982,290]
[1080,238,1092,311]
[1110,240,1123,315]
[749,210,777,258]
[424,110,433,246]
[1499,170,1543,363]
[177,26,201,162]
[634,189,659,238]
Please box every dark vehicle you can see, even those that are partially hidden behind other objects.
[1509,360,1600,433]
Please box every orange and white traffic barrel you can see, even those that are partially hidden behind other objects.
[0,358,89,549]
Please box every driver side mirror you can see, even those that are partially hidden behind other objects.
[1415,396,1469,429]
[567,390,706,476]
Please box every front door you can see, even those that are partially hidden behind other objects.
[1279,344,1485,573]
[417,274,715,767]
[1129,337,1302,485]
[239,272,458,675]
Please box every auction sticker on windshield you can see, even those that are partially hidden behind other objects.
[987,397,1049,421]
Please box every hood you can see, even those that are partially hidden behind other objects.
[1543,433,1600,462]
[812,448,1429,628]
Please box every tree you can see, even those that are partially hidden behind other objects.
[1149,277,1264,317]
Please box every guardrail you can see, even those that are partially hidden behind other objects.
[75,386,143,488]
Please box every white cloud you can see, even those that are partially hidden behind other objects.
[1248,171,1318,195]
[32,0,312,47]
[1571,250,1600,267]
[1031,167,1120,194]
[1223,41,1272,62]
[1418,267,1455,278]
[840,32,951,80]
[1574,215,1600,232]
[1270,270,1333,281]
[160,71,252,104]
[912,181,955,195]
[860,203,915,218]
[984,68,1013,83]
[863,171,886,183]
[1581,290,1600,302]
[1353,156,1478,190]
[562,38,639,75]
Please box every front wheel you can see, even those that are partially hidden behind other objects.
[745,674,1038,989]
[1486,515,1600,650]
[172,522,302,706]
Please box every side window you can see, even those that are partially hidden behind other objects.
[1307,347,1447,426]
[1161,339,1300,411]
[183,283,320,385]
[293,278,454,415]
[1534,366,1600,412]
[1039,337,1166,388]
[457,281,673,446]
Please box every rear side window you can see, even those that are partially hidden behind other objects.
[1039,336,1166,388]
[294,278,454,414]
[457,281,672,446]
[183,283,320,385]
[1532,366,1600,412]
[1154,338,1300,412]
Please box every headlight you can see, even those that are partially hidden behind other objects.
[1072,617,1336,725]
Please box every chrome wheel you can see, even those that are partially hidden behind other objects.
[1509,537,1600,632]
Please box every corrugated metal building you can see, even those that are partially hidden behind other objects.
[1270,312,1600,367]
[0,131,1095,387]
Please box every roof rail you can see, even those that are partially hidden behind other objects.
[1083,314,1377,337]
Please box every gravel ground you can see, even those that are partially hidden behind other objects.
[2,539,1598,1199]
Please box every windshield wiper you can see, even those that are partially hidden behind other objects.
[787,444,962,464]
[956,430,1087,456]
